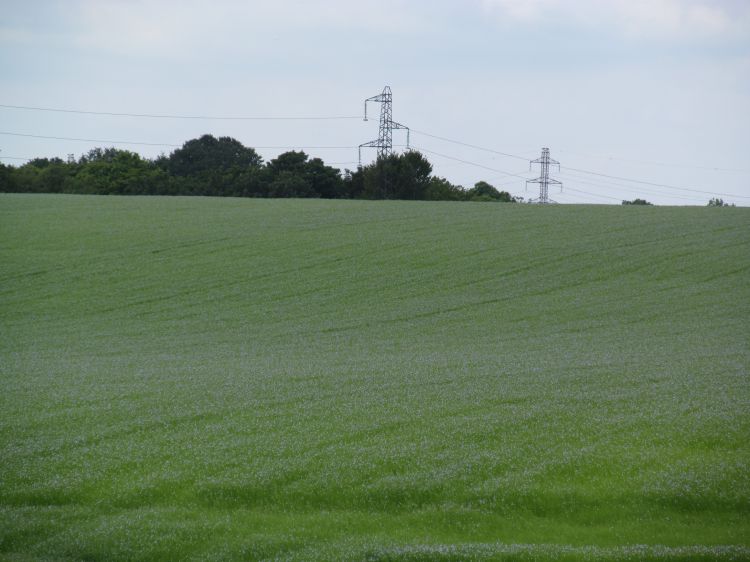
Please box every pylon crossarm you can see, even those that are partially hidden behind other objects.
[364,94,386,121]
[359,86,408,164]
[391,122,410,149]
[359,140,380,166]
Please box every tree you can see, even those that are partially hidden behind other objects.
[425,177,465,201]
[165,134,262,177]
[268,171,314,198]
[305,157,345,198]
[265,151,310,198]
[10,162,47,193]
[622,198,653,205]
[263,152,344,199]
[233,167,268,198]
[38,161,70,193]
[1,135,533,203]
[361,155,398,199]
[27,157,65,168]
[267,150,308,176]
[395,150,433,200]
[707,197,734,207]
[0,162,17,192]
[359,151,433,200]
[466,181,516,202]
[66,149,166,195]
[79,148,120,165]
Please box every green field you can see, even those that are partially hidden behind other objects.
[1,194,748,561]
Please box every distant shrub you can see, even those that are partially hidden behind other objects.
[707,198,735,207]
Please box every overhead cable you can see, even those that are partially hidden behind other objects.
[0,131,361,151]
[411,129,530,161]
[562,165,750,200]
[413,128,748,199]
[413,146,531,180]
[560,186,623,202]
[557,170,707,203]
[0,103,361,121]
[0,131,180,147]
[556,148,748,174]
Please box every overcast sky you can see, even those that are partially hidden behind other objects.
[1,0,749,205]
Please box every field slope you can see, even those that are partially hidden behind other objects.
[1,194,748,561]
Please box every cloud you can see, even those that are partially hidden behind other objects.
[0,27,38,45]
[480,0,557,22]
[481,0,750,39]
[71,1,225,57]
[68,0,431,58]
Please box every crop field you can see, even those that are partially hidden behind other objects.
[0,193,748,560]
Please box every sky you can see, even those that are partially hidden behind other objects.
[1,0,749,205]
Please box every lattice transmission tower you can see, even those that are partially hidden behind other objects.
[358,86,410,165]
[526,147,562,204]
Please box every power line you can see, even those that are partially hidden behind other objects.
[413,146,530,181]
[4,111,746,203]
[494,173,536,187]
[255,146,356,149]
[557,169,707,203]
[6,101,744,176]
[555,148,749,174]
[561,186,623,202]
[562,179,703,203]
[0,103,361,121]
[416,128,747,177]
[562,165,750,200]
[415,141,723,204]
[0,131,180,147]
[411,129,530,161]
[0,131,361,151]
[413,129,748,199]
[559,169,724,203]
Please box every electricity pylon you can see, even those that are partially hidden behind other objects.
[359,86,410,165]
[527,147,562,204]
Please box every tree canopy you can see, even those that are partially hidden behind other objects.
[622,198,653,206]
[707,198,735,207]
[162,135,263,177]
[467,181,517,202]
[0,134,521,204]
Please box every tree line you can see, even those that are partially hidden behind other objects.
[0,134,518,203]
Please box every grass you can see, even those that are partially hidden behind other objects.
[0,193,748,560]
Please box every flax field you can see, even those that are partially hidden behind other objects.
[1,194,748,561]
